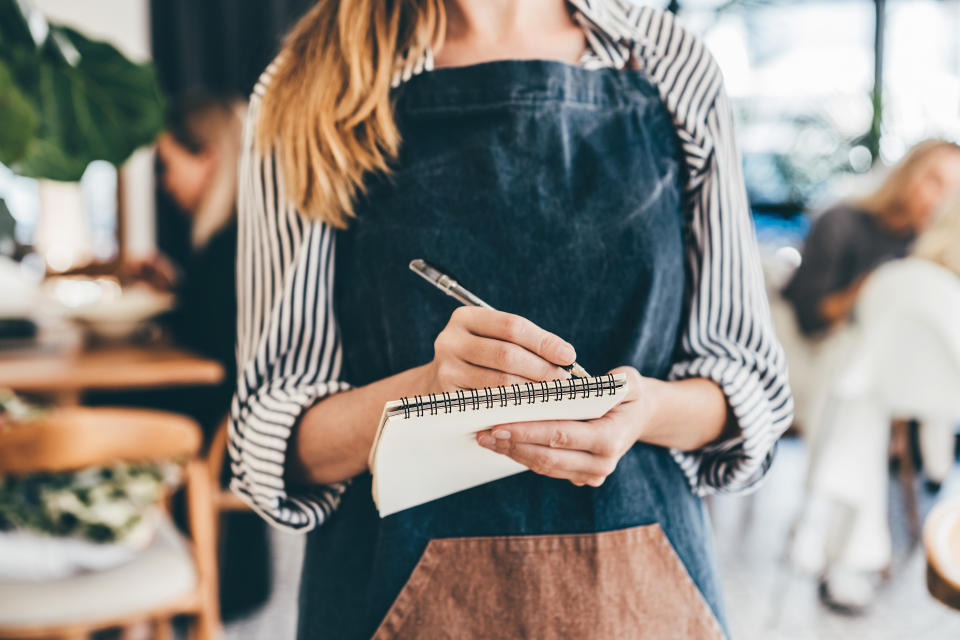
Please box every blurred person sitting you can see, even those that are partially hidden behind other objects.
[120,94,272,621]
[776,140,960,439]
[783,139,960,337]
[789,193,960,613]
[128,93,247,431]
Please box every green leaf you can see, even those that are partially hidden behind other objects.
[15,137,90,181]
[84,522,115,543]
[0,0,36,53]
[0,1,164,181]
[0,61,37,166]
[0,196,14,233]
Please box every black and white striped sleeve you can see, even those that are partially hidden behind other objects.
[228,74,350,532]
[628,7,794,495]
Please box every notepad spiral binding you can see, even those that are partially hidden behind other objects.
[398,374,619,419]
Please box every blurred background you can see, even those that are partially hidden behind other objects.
[1,1,959,639]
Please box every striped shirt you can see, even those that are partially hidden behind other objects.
[230,0,794,531]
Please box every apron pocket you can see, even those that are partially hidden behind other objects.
[371,523,724,640]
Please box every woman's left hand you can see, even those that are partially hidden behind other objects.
[475,366,655,487]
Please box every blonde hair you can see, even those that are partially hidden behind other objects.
[855,139,960,226]
[256,1,446,229]
[914,194,960,276]
[168,95,248,247]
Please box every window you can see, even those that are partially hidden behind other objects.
[659,1,960,213]
[882,0,960,163]
[668,0,877,212]
[0,161,119,268]
[0,164,41,247]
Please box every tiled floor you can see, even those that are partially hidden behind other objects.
[223,438,960,639]
[222,526,302,640]
[711,438,960,640]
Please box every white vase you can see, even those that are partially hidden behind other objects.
[35,179,94,272]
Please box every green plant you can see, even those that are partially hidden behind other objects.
[0,197,15,252]
[0,0,164,181]
[0,391,182,543]
[0,461,182,543]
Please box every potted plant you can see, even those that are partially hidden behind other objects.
[0,0,164,271]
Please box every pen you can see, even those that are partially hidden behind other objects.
[409,258,591,378]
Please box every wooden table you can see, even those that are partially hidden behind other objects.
[0,344,225,403]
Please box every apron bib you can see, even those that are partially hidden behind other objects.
[298,59,728,640]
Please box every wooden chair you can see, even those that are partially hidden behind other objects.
[206,416,249,514]
[925,498,960,610]
[0,407,220,640]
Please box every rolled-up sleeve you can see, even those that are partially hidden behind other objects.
[555,3,793,494]
[229,78,350,532]
[624,6,793,494]
[666,84,794,495]
[616,5,793,495]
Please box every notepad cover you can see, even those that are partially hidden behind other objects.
[369,374,627,517]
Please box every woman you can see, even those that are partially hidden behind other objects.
[229,2,792,638]
[153,93,247,394]
[782,139,960,338]
[129,92,247,409]
[777,139,960,438]
[134,94,274,620]
[791,194,960,612]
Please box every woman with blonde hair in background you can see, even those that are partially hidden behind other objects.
[121,94,250,436]
[777,139,960,443]
[790,192,960,612]
[783,139,960,338]
[132,93,248,396]
[228,2,793,638]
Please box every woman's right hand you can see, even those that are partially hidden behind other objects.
[124,253,179,291]
[422,307,577,392]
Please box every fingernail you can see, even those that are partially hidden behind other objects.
[556,342,576,364]
[493,429,511,440]
[478,434,495,448]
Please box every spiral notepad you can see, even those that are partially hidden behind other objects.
[369,373,627,516]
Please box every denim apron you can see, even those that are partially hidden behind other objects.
[298,60,729,640]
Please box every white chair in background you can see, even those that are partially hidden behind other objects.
[790,257,960,608]
[768,292,859,445]
[832,257,960,486]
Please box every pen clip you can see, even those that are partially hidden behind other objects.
[435,274,458,293]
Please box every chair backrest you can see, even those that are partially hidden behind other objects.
[859,258,960,359]
[836,258,960,417]
[0,407,202,475]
